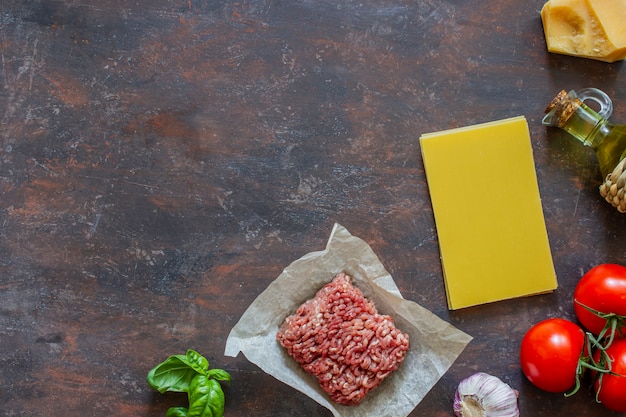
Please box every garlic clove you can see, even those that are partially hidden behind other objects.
[453,372,519,417]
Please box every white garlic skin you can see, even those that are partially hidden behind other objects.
[453,372,519,417]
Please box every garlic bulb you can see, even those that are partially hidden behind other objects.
[453,372,519,417]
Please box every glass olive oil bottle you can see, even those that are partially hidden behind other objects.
[543,88,626,179]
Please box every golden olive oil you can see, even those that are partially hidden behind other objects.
[543,89,626,179]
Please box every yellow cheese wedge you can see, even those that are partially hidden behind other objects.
[541,0,626,63]
[420,116,557,310]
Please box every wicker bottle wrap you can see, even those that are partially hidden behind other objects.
[600,158,626,213]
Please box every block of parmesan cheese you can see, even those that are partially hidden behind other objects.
[541,0,626,63]
[420,116,558,310]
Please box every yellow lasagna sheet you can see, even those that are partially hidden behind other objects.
[420,116,557,310]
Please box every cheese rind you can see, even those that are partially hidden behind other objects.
[541,0,626,63]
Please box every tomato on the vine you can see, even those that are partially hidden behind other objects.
[593,338,626,412]
[520,318,585,393]
[574,263,626,336]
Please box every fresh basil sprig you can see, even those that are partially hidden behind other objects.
[147,349,231,417]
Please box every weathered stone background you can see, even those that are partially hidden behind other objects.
[1,1,625,415]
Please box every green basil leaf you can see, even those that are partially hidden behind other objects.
[187,375,225,417]
[147,355,198,393]
[166,407,189,417]
[185,349,210,375]
[206,368,231,383]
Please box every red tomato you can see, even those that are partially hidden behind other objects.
[593,338,626,412]
[574,264,626,336]
[520,318,585,393]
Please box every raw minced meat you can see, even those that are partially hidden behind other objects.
[276,272,410,406]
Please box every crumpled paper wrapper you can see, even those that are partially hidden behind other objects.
[224,223,472,417]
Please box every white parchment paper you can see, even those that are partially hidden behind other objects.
[224,223,472,417]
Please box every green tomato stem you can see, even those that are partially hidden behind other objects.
[571,301,626,404]
[574,299,625,351]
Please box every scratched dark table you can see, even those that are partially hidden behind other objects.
[2,1,626,416]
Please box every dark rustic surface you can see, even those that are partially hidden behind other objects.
[1,1,626,416]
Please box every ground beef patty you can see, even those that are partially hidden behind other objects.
[276,272,410,406]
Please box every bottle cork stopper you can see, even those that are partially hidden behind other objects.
[544,90,581,128]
